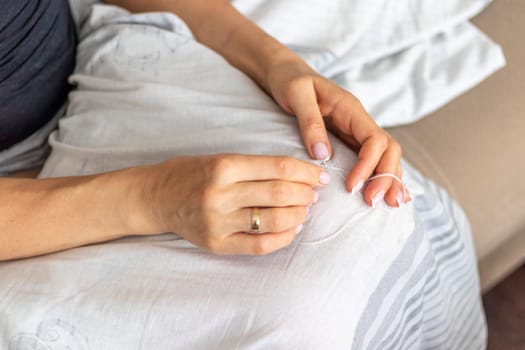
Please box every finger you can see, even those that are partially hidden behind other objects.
[229,206,309,234]
[398,165,412,203]
[221,227,300,256]
[385,179,405,207]
[230,181,318,208]
[384,164,406,207]
[287,78,332,161]
[394,164,412,204]
[320,91,390,192]
[362,139,403,207]
[345,132,389,192]
[212,154,330,187]
[364,177,392,208]
[365,175,405,208]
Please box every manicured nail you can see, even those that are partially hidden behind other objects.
[295,224,304,234]
[320,171,331,185]
[313,191,319,203]
[351,180,364,195]
[312,142,330,161]
[372,191,385,208]
[396,191,404,207]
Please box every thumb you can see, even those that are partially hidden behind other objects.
[288,81,331,161]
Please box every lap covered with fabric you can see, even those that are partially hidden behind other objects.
[0,5,485,349]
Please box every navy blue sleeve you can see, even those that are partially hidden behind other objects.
[0,0,77,150]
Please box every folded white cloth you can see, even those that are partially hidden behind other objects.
[234,0,505,127]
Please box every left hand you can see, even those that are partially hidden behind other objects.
[266,58,410,207]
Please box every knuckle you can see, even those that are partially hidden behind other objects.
[272,182,290,204]
[208,154,232,181]
[287,76,308,92]
[389,139,403,156]
[375,133,390,151]
[347,93,361,106]
[340,93,363,112]
[303,118,325,134]
[276,157,296,179]
[267,212,284,232]
[290,207,306,224]
[301,206,309,221]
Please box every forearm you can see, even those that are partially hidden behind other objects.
[103,0,300,92]
[0,167,147,261]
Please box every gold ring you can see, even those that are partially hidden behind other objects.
[250,207,261,233]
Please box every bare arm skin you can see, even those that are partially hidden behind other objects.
[0,156,325,261]
[0,167,145,260]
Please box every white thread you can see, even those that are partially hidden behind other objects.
[314,159,345,173]
[313,160,407,202]
[366,173,407,202]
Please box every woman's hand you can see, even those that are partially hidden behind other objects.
[0,154,326,260]
[137,154,328,255]
[102,1,408,208]
[266,59,410,208]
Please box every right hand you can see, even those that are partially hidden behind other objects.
[136,154,329,255]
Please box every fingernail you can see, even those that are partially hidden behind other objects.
[396,191,404,207]
[351,180,364,195]
[295,224,304,234]
[320,171,331,185]
[372,191,385,208]
[313,191,319,203]
[312,142,330,161]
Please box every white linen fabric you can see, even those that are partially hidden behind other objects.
[234,0,505,127]
[0,1,500,349]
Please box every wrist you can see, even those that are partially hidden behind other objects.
[256,40,300,93]
[235,28,299,89]
[116,160,190,236]
[99,165,160,236]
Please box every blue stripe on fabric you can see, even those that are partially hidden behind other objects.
[350,206,426,350]
[351,173,485,349]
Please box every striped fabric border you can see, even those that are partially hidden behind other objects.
[351,164,487,350]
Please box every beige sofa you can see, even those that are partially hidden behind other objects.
[388,0,525,292]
